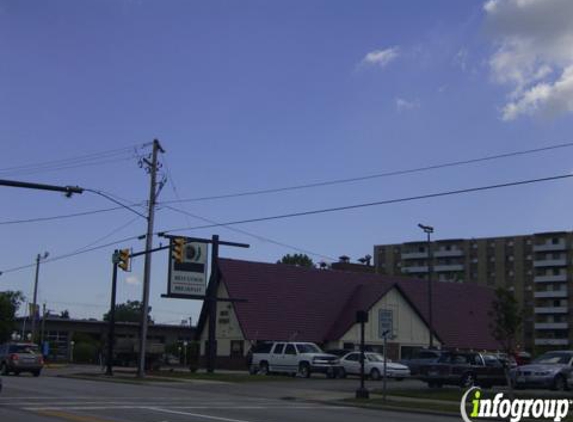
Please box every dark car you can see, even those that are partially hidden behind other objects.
[418,352,507,388]
[0,342,44,376]
[400,349,442,376]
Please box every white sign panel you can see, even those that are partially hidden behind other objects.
[168,240,208,297]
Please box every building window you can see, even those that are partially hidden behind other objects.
[230,340,244,358]
[378,309,394,339]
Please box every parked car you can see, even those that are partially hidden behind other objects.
[249,341,342,378]
[0,342,44,376]
[418,351,507,388]
[340,351,410,380]
[325,349,353,358]
[399,349,442,376]
[512,350,573,391]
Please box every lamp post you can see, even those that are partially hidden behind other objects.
[70,340,75,363]
[31,252,49,343]
[418,224,434,349]
[183,341,188,368]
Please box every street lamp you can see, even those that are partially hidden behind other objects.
[31,251,49,343]
[70,340,75,363]
[418,224,435,349]
[183,341,188,368]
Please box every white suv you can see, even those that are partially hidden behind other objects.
[249,341,342,378]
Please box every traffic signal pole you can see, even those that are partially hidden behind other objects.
[106,250,119,376]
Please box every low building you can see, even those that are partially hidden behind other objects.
[15,317,194,362]
[197,258,498,369]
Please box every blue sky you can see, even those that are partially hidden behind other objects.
[1,0,573,324]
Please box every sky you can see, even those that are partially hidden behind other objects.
[1,0,573,325]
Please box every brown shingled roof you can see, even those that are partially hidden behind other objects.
[216,258,498,350]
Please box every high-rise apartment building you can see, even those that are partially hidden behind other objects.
[374,231,573,353]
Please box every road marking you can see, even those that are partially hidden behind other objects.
[145,407,256,422]
[24,405,329,411]
[35,410,119,422]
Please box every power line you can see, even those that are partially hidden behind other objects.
[0,143,151,177]
[159,142,573,205]
[162,156,336,261]
[162,173,573,234]
[164,205,337,261]
[0,234,143,275]
[0,206,128,226]
[3,172,572,276]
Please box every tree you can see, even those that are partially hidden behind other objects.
[489,287,523,396]
[103,300,153,323]
[277,253,314,268]
[0,291,24,343]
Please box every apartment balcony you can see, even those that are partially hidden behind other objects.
[434,249,464,258]
[534,290,568,299]
[534,339,570,346]
[434,264,464,272]
[533,240,567,252]
[534,322,569,330]
[533,258,567,267]
[401,266,428,274]
[534,274,567,283]
[534,306,568,314]
[401,252,428,260]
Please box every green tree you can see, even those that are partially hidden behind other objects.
[489,287,523,396]
[277,253,314,268]
[0,291,24,342]
[103,300,153,323]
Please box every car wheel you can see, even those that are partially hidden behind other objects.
[461,373,476,388]
[337,367,347,379]
[0,363,8,376]
[326,367,335,379]
[259,361,269,376]
[396,377,404,382]
[553,375,566,391]
[33,370,41,377]
[428,381,442,388]
[370,368,381,381]
[299,362,311,378]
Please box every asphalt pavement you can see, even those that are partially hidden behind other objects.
[0,368,459,422]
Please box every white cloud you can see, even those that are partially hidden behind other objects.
[454,48,469,72]
[396,97,421,112]
[484,0,573,120]
[361,47,399,69]
[125,275,140,285]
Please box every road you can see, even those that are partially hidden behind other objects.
[0,370,459,422]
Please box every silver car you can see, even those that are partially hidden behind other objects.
[0,342,44,377]
[512,350,573,391]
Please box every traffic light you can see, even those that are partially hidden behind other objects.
[118,248,130,271]
[172,237,185,263]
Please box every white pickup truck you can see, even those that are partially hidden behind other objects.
[249,341,342,378]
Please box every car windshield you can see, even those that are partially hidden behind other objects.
[295,344,321,354]
[367,353,391,363]
[533,352,572,365]
[9,344,39,354]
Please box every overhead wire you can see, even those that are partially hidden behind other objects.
[159,141,573,204]
[161,173,573,234]
[161,155,336,261]
[0,143,152,177]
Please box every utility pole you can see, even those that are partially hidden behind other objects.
[207,235,219,373]
[137,139,164,378]
[31,252,49,343]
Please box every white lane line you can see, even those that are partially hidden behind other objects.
[23,405,329,411]
[144,407,255,422]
